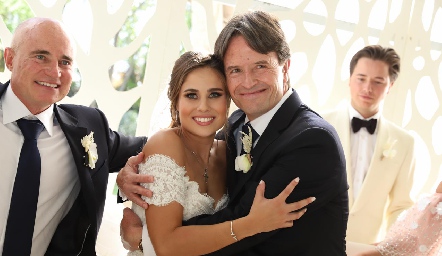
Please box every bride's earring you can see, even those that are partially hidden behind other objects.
[176,110,180,125]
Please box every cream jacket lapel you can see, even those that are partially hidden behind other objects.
[322,105,415,244]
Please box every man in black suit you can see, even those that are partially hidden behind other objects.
[119,11,348,255]
[0,17,146,255]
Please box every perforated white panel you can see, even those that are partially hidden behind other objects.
[1,1,441,254]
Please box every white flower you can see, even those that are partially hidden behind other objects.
[81,131,98,169]
[235,125,254,173]
[382,138,397,160]
[235,154,252,173]
[240,126,253,155]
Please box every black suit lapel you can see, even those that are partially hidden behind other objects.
[0,81,8,96]
[54,105,99,228]
[226,110,246,199]
[252,91,304,161]
[229,91,305,202]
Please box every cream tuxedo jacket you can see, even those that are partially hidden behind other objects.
[322,104,415,244]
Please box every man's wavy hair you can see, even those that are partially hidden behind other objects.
[214,11,291,86]
[350,45,400,82]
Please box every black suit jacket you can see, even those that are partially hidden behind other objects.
[185,90,349,255]
[0,82,147,256]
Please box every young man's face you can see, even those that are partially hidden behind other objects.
[349,57,394,118]
[223,36,289,121]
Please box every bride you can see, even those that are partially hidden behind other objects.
[125,51,314,255]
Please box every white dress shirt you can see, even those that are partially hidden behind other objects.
[236,89,293,153]
[348,105,381,199]
[0,86,80,256]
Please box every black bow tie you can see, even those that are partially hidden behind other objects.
[351,117,377,134]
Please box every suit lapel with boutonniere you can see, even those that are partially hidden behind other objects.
[225,111,244,200]
[81,131,98,169]
[54,105,99,226]
[250,92,304,175]
[229,115,262,202]
[228,92,304,202]
[352,118,398,211]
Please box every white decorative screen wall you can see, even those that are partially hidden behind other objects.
[1,0,441,255]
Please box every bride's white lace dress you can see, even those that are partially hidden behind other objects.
[376,193,442,255]
[128,154,229,256]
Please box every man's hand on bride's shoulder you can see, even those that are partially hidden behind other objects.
[117,152,154,209]
[249,178,316,233]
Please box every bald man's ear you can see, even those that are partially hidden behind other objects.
[4,47,14,71]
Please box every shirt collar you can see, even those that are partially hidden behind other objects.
[2,85,55,136]
[245,88,293,136]
[348,103,381,120]
[348,103,381,134]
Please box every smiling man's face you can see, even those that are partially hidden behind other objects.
[223,35,290,121]
[5,18,75,114]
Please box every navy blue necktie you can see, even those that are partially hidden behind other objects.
[3,119,44,255]
[240,122,259,155]
[351,117,377,134]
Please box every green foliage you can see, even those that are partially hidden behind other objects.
[0,0,194,136]
[0,0,34,32]
[113,0,193,135]
[67,68,82,97]
[118,98,141,136]
[0,0,33,72]
[112,1,153,92]
[111,0,155,135]
[185,2,192,30]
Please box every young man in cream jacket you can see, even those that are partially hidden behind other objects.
[322,45,415,244]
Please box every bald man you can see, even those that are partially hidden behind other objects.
[0,17,146,255]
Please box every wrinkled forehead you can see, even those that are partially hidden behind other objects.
[14,18,77,57]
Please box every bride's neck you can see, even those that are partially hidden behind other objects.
[179,129,215,159]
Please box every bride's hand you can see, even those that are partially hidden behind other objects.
[248,178,315,233]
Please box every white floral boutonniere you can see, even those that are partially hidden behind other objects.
[81,131,98,169]
[381,138,397,160]
[235,126,253,173]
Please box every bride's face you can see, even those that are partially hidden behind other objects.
[177,66,228,137]
[437,181,442,193]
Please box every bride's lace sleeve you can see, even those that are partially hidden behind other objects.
[139,154,187,207]
[376,193,442,255]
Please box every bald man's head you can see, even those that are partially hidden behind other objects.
[5,17,77,114]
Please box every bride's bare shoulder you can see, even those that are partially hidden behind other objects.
[142,128,185,165]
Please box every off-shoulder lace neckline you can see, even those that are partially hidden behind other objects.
[144,154,227,210]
